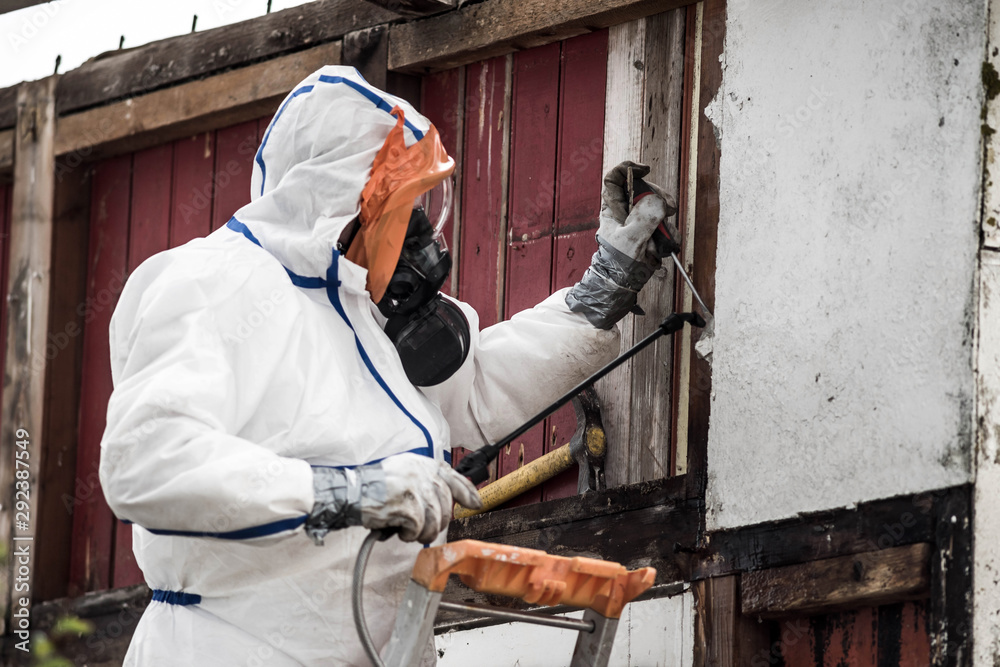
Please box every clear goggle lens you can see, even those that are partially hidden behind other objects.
[413,178,453,241]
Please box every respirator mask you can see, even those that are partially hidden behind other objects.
[377,183,470,386]
[345,107,469,386]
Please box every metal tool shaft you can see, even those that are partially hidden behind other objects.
[671,252,710,316]
[455,312,703,484]
[437,601,596,632]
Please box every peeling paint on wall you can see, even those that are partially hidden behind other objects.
[706,0,983,530]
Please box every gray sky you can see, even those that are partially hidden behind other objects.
[0,0,315,89]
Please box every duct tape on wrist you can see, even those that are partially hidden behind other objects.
[565,237,658,330]
[306,465,387,545]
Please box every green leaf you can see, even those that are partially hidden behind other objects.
[31,634,55,658]
[52,615,94,637]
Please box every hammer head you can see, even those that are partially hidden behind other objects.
[569,387,606,494]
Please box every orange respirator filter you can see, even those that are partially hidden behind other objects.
[347,106,455,302]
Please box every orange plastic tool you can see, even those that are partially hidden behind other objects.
[410,539,655,619]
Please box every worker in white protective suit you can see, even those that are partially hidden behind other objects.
[99,65,678,666]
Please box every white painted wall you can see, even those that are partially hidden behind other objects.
[435,593,694,667]
[706,0,984,530]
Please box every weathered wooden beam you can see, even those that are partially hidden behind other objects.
[342,24,422,111]
[0,75,57,635]
[0,0,53,14]
[388,0,695,73]
[451,476,698,586]
[741,543,932,618]
[344,25,390,91]
[450,475,688,541]
[682,0,725,502]
[0,0,397,130]
[695,490,944,579]
[363,0,456,18]
[53,42,341,164]
[33,159,90,603]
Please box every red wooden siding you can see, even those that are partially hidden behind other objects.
[71,118,267,594]
[422,67,471,472]
[71,154,131,595]
[421,67,462,298]
[499,42,561,506]
[780,601,930,666]
[545,30,609,501]
[212,121,261,231]
[458,56,508,331]
[170,132,215,246]
[112,144,175,588]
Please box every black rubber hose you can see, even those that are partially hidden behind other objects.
[353,530,385,667]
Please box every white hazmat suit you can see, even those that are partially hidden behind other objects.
[100,66,620,665]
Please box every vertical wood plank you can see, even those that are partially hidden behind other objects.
[422,68,470,469]
[211,120,259,231]
[1,77,57,629]
[34,161,90,603]
[459,57,509,330]
[110,144,173,589]
[70,154,131,596]
[693,575,772,667]
[169,132,215,247]
[898,601,931,666]
[682,0,723,500]
[930,487,972,666]
[129,145,173,266]
[598,19,646,488]
[674,2,702,479]
[421,67,464,298]
[497,43,560,503]
[780,615,816,666]
[629,8,687,483]
[458,56,510,484]
[506,42,559,244]
[819,608,878,666]
[545,30,609,501]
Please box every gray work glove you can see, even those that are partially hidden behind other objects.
[566,161,679,329]
[305,453,482,545]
